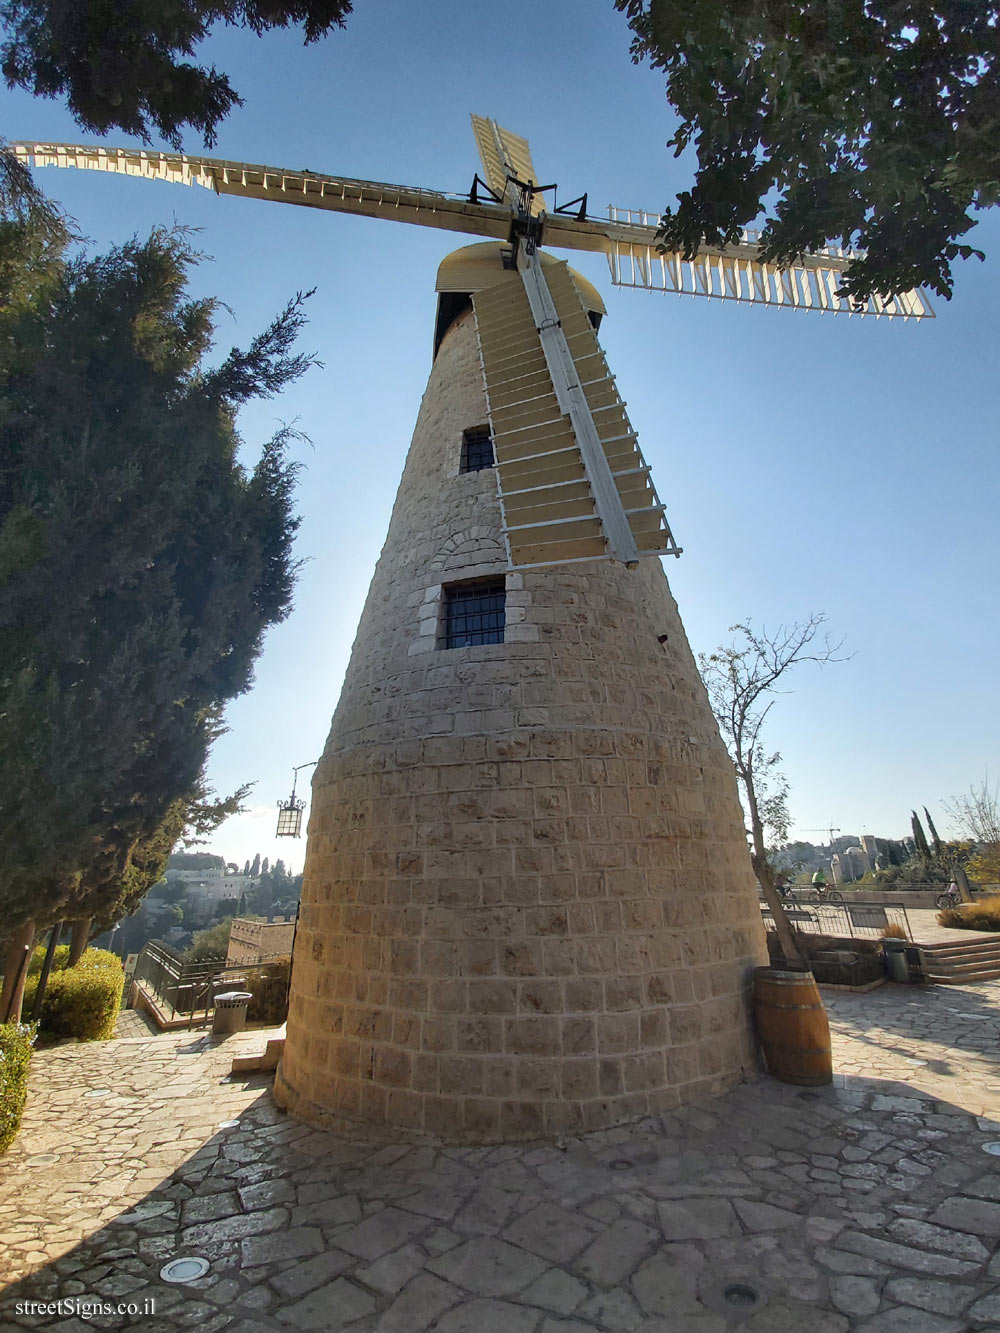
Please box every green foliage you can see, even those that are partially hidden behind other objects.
[875,841,974,890]
[967,848,1000,885]
[937,896,1000,932]
[1,1,353,148]
[616,0,998,302]
[0,1020,33,1153]
[245,958,291,1026]
[186,918,233,962]
[0,220,316,946]
[167,851,225,871]
[911,810,932,861]
[22,947,123,1040]
[26,941,69,975]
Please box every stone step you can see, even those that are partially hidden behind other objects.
[923,952,1000,970]
[921,937,1000,955]
[230,1028,286,1076]
[925,967,1000,983]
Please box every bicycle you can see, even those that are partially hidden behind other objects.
[807,884,844,905]
[935,885,962,910]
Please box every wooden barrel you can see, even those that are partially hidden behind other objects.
[752,966,832,1086]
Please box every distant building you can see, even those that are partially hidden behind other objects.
[184,875,259,902]
[226,917,295,966]
[170,867,226,882]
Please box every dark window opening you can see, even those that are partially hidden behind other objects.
[460,426,494,473]
[441,580,505,648]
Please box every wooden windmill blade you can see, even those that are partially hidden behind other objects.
[470,115,545,213]
[11,140,517,245]
[16,117,933,573]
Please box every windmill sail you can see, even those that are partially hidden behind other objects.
[470,115,544,212]
[468,249,677,569]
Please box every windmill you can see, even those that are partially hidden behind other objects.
[15,121,934,1140]
[14,120,930,575]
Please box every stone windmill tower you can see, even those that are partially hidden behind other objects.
[19,121,930,1140]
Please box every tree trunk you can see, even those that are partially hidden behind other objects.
[745,785,805,967]
[1,919,36,1024]
[68,917,91,967]
[30,923,62,1022]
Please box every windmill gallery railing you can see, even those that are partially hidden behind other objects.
[759,900,912,941]
[131,940,288,1026]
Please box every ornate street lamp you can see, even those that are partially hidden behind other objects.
[276,760,319,837]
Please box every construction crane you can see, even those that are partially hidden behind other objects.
[802,826,842,845]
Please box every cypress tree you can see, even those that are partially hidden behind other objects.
[0,222,315,1019]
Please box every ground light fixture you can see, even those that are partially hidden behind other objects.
[160,1257,211,1283]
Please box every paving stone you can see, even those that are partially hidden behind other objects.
[571,1218,660,1286]
[732,1198,801,1232]
[181,1194,241,1221]
[962,1175,1000,1201]
[281,1276,376,1328]
[747,1302,849,1332]
[238,1178,297,1211]
[927,1195,1000,1237]
[519,1266,588,1314]
[240,1225,324,1268]
[426,1236,548,1296]
[333,1207,429,1261]
[431,1297,540,1333]
[884,1277,979,1316]
[180,1206,288,1249]
[630,1245,703,1316]
[539,1319,601,1332]
[269,1248,354,1300]
[373,1272,461,1333]
[577,1286,644,1330]
[354,1243,426,1295]
[829,1275,880,1317]
[967,1290,1000,1324]
[855,1309,966,1333]
[834,1230,980,1276]
[887,1217,991,1261]
[291,1196,363,1229]
[656,1198,739,1241]
[501,1202,599,1263]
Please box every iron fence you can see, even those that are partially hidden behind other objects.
[760,899,912,940]
[131,939,287,1026]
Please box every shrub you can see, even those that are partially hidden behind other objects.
[244,958,291,1026]
[937,896,1000,932]
[22,948,124,1041]
[26,944,71,975]
[881,923,908,939]
[0,1022,35,1153]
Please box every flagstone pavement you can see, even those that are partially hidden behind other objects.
[1,981,999,1332]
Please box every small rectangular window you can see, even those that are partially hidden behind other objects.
[460,426,494,473]
[441,580,505,648]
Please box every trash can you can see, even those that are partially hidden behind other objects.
[882,938,910,983]
[212,991,252,1035]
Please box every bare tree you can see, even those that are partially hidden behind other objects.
[946,776,1000,846]
[700,615,847,966]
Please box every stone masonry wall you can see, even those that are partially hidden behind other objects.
[276,285,767,1142]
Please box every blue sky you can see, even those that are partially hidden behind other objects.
[7,0,998,870]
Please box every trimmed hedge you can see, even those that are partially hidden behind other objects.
[22,947,125,1041]
[0,1022,34,1153]
[937,895,1000,932]
[245,958,291,1026]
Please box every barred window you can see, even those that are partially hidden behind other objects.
[460,426,494,473]
[441,579,505,648]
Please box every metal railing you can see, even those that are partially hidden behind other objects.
[131,939,288,1026]
[760,900,912,940]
